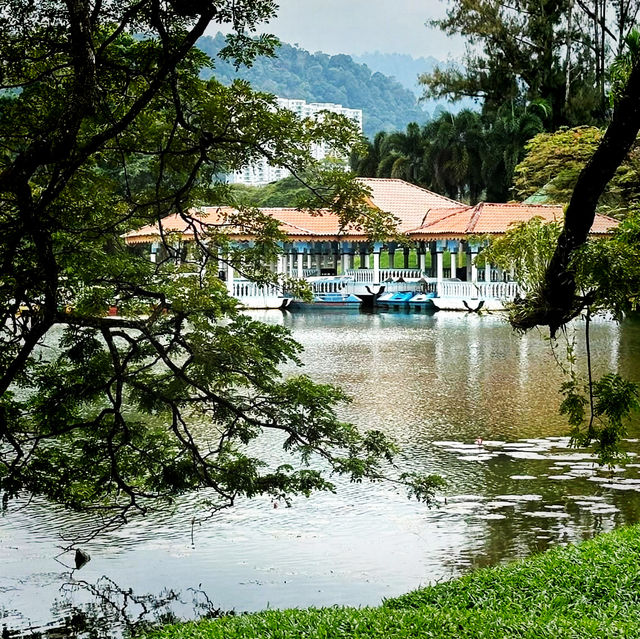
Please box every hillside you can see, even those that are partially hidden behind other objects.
[198,34,429,138]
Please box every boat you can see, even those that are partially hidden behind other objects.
[289,292,362,309]
[376,291,433,310]
[233,280,291,310]
[430,297,504,312]
[407,292,436,310]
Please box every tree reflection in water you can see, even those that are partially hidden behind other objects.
[2,577,230,638]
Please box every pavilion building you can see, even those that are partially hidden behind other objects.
[124,178,618,306]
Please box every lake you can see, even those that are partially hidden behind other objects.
[3,310,640,636]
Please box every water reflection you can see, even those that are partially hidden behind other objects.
[2,311,640,636]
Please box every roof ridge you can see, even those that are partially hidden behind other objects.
[417,206,471,231]
[356,177,464,207]
[466,202,484,233]
[481,202,564,208]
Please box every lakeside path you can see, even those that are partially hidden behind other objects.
[145,525,640,638]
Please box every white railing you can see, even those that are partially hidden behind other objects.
[233,281,283,299]
[346,268,426,283]
[477,268,508,282]
[346,269,374,283]
[303,268,320,277]
[435,281,521,300]
[380,268,425,281]
[309,278,352,293]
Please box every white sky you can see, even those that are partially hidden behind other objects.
[207,0,465,60]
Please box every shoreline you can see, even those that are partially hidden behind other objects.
[144,524,640,638]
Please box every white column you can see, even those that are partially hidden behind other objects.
[484,260,491,283]
[470,251,478,283]
[226,263,235,294]
[436,251,444,281]
[373,250,380,284]
[276,254,284,275]
[342,252,350,274]
[297,251,304,279]
[450,250,457,279]
[307,252,312,269]
[419,250,426,273]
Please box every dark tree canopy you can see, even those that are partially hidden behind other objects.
[423,0,640,127]
[0,1,440,527]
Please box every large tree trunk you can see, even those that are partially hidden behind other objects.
[514,56,640,334]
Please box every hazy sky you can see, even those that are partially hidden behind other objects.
[207,0,466,60]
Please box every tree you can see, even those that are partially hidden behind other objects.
[350,131,388,178]
[0,1,440,526]
[512,44,640,334]
[481,103,545,201]
[490,39,640,461]
[513,125,640,214]
[422,110,485,201]
[422,0,611,126]
[378,123,426,183]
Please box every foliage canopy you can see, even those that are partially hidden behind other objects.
[0,1,441,526]
[513,126,640,215]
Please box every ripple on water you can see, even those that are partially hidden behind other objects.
[525,511,570,519]
[494,494,543,502]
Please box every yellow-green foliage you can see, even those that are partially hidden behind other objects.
[513,126,640,216]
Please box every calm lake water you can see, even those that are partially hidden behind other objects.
[3,310,640,636]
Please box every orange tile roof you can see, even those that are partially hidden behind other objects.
[408,203,618,237]
[124,206,364,244]
[357,177,463,232]
[124,180,618,244]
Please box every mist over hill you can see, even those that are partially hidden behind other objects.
[351,52,439,96]
[353,51,478,115]
[198,34,431,137]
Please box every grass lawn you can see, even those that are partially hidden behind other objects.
[144,525,640,638]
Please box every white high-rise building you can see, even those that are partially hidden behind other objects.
[228,98,363,187]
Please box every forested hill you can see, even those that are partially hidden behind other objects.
[198,33,429,138]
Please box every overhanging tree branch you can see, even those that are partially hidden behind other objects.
[513,56,640,334]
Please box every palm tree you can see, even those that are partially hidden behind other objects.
[422,110,485,202]
[482,102,544,201]
[377,122,426,184]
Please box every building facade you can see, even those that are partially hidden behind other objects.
[228,97,363,187]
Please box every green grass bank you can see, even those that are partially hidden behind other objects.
[145,525,640,638]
